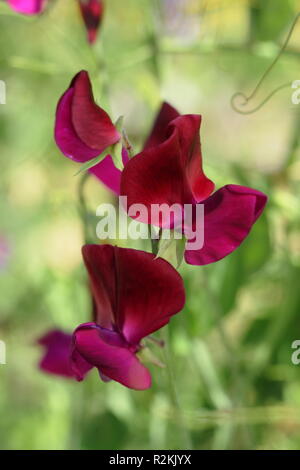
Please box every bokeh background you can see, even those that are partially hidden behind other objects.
[0,0,300,450]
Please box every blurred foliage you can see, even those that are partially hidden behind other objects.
[0,0,300,450]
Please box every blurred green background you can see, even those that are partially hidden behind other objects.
[0,0,300,450]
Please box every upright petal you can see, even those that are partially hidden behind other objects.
[143,102,180,150]
[55,71,124,193]
[72,323,151,390]
[38,329,91,379]
[169,115,215,202]
[79,0,104,44]
[8,0,46,14]
[71,71,120,151]
[185,184,268,266]
[121,114,214,226]
[116,246,186,345]
[121,128,193,225]
[82,245,185,345]
[55,87,100,162]
[55,71,120,158]
[82,245,117,330]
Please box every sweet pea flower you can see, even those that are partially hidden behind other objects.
[54,75,180,194]
[7,0,46,14]
[79,0,104,44]
[120,104,268,266]
[55,70,127,194]
[70,244,185,390]
[38,244,185,389]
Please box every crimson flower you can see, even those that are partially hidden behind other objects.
[79,0,104,44]
[121,104,267,266]
[55,75,181,194]
[71,244,185,390]
[7,0,46,14]
[55,70,127,194]
[38,244,185,390]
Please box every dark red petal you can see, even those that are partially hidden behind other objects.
[121,129,193,225]
[71,71,120,151]
[55,87,100,162]
[79,0,104,44]
[143,102,180,150]
[82,245,185,345]
[121,114,214,226]
[169,115,214,202]
[115,247,186,345]
[71,323,151,390]
[185,184,268,266]
[38,329,91,379]
[82,245,117,330]
[55,77,126,193]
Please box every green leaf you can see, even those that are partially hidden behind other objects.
[74,148,112,175]
[111,141,124,171]
[156,230,186,269]
[111,117,124,171]
[218,252,245,315]
[111,116,128,170]
[114,115,124,133]
[242,214,271,275]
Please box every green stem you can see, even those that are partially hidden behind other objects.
[149,225,161,255]
[230,82,292,115]
[150,228,191,448]
[77,171,93,245]
[284,109,300,168]
[200,273,242,407]
[244,12,300,103]
[231,12,300,114]
[161,326,192,449]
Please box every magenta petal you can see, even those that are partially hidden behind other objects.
[82,245,185,345]
[71,71,120,151]
[185,184,268,266]
[8,0,46,14]
[55,88,100,163]
[38,329,91,379]
[55,85,127,193]
[72,323,151,390]
[71,347,94,380]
